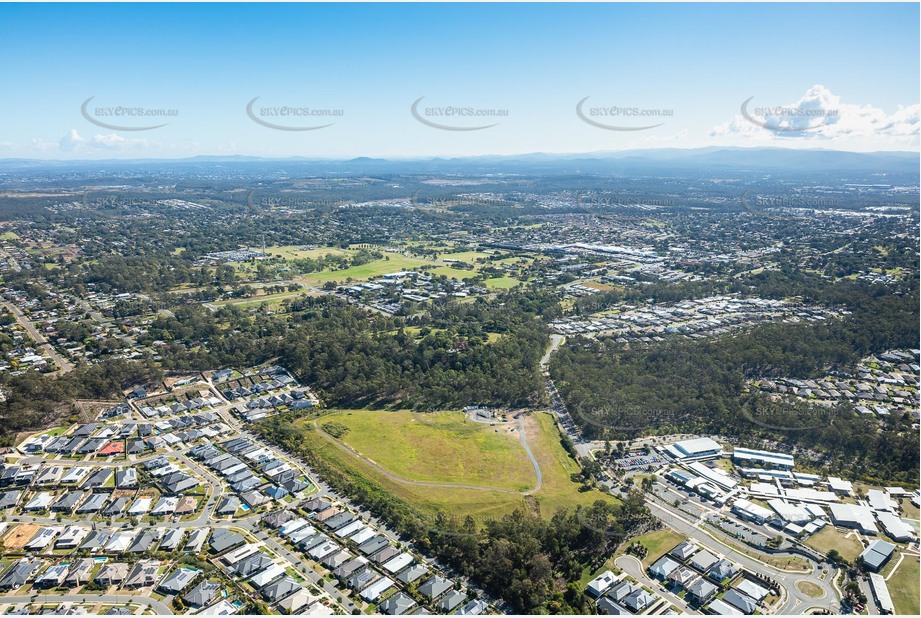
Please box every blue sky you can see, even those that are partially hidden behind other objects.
[1,2,918,159]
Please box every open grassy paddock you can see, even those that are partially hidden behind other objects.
[293,410,615,524]
[318,410,536,491]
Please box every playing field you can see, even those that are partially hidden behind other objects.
[293,410,615,523]
[888,553,920,615]
[319,410,536,491]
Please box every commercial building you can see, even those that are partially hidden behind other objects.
[731,448,794,470]
[732,498,773,524]
[662,437,722,462]
[859,540,896,572]
[829,504,878,535]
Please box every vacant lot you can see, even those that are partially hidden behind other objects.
[318,410,536,491]
[630,528,688,567]
[805,526,865,563]
[295,411,615,523]
[4,523,40,550]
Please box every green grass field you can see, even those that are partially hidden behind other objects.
[888,554,920,615]
[805,527,865,563]
[900,498,920,520]
[319,410,536,491]
[484,276,522,289]
[439,251,493,262]
[629,528,687,567]
[297,253,437,286]
[265,245,353,260]
[0,231,19,240]
[294,410,615,523]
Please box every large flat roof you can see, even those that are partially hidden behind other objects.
[667,437,722,458]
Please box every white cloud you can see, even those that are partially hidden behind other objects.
[59,129,153,152]
[710,85,919,147]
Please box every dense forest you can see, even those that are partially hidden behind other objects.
[552,285,920,485]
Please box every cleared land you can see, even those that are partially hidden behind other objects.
[319,410,536,491]
[3,524,40,550]
[805,527,865,563]
[294,411,614,523]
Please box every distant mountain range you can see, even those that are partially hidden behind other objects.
[1,147,918,175]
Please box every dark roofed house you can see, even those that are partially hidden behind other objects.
[438,590,466,612]
[76,492,108,514]
[0,559,43,590]
[103,497,130,516]
[82,468,113,488]
[358,535,390,556]
[232,553,274,578]
[262,575,301,603]
[396,564,427,585]
[124,560,161,588]
[380,592,417,615]
[209,529,246,554]
[334,558,367,579]
[263,511,296,529]
[372,546,400,565]
[722,589,757,614]
[418,575,453,600]
[128,530,160,553]
[325,511,357,531]
[687,578,718,604]
[303,498,331,512]
[158,567,200,594]
[282,478,309,494]
[0,491,22,510]
[184,580,221,608]
[51,491,84,513]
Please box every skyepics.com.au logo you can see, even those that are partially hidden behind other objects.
[81,96,178,131]
[246,189,345,210]
[411,97,508,131]
[572,403,691,433]
[741,405,834,432]
[740,190,840,215]
[246,97,343,131]
[81,191,161,209]
[575,190,676,208]
[740,96,839,133]
[576,97,673,131]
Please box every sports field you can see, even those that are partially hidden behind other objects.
[887,553,920,615]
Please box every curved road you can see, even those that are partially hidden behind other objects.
[313,417,543,495]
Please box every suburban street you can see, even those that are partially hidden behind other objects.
[1,300,74,372]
